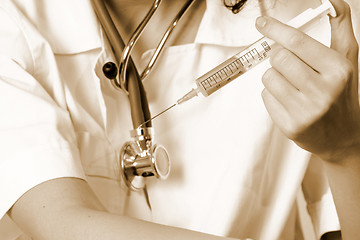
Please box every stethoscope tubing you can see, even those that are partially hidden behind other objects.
[140,0,196,80]
[90,0,152,128]
[91,0,196,129]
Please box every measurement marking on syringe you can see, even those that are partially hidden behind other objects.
[235,59,243,67]
[230,62,239,71]
[251,49,259,59]
[199,60,242,90]
[261,41,271,52]
[220,69,227,79]
[225,66,233,74]
[240,56,247,66]
[246,53,253,61]
[215,73,221,82]
[201,80,210,89]
[251,49,258,57]
[209,76,217,86]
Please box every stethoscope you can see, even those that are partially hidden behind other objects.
[90,0,196,191]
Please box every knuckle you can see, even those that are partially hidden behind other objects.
[261,89,269,102]
[325,55,354,86]
[308,84,333,111]
[286,122,309,141]
[335,37,359,60]
[284,104,318,140]
[280,111,304,139]
[335,58,353,83]
[288,32,305,48]
[271,48,289,67]
[283,121,301,140]
[262,68,274,85]
[313,94,332,114]
[309,99,328,121]
[262,68,281,92]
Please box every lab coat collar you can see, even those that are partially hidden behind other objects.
[194,0,263,47]
[13,0,101,54]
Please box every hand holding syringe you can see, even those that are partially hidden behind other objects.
[138,0,336,129]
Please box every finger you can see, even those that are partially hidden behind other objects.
[329,0,359,97]
[270,47,322,95]
[255,16,339,74]
[261,89,294,138]
[262,67,303,114]
[329,0,358,61]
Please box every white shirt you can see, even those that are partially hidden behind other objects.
[0,0,339,239]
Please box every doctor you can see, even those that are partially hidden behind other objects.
[0,0,358,239]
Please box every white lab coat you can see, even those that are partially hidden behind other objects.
[0,0,339,239]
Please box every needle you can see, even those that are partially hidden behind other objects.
[137,103,177,129]
[137,88,200,129]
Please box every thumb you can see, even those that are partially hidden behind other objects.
[329,0,358,60]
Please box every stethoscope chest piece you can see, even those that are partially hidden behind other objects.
[120,127,170,191]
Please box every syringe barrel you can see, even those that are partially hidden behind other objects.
[195,37,275,97]
[193,0,335,98]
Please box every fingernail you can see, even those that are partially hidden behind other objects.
[256,16,267,28]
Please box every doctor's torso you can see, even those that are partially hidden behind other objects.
[0,0,333,239]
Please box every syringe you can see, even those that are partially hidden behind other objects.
[138,0,336,129]
[177,0,335,104]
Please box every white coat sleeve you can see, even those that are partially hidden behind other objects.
[0,1,86,219]
[302,155,340,239]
